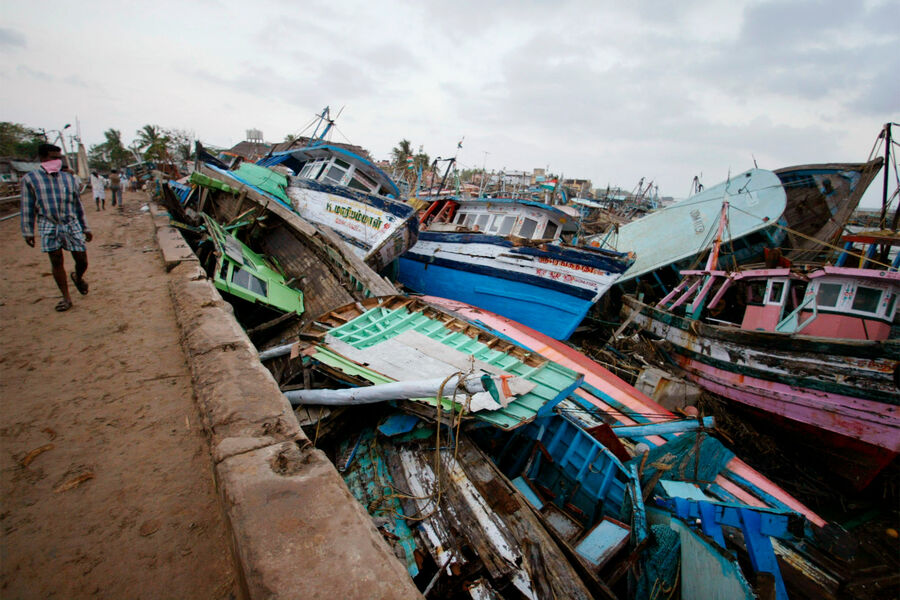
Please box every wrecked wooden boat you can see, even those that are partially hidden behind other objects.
[255,142,418,273]
[396,198,634,340]
[171,159,396,341]
[622,227,900,490]
[593,158,883,294]
[259,295,846,599]
[198,214,303,324]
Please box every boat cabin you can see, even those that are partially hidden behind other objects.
[737,269,897,340]
[428,198,572,241]
[258,145,400,198]
[663,266,898,342]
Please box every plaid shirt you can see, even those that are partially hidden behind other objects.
[20,167,90,238]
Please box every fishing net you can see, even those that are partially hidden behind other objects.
[630,431,735,485]
[634,524,681,600]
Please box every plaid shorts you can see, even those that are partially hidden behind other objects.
[38,216,86,253]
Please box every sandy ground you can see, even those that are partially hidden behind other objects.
[0,191,239,598]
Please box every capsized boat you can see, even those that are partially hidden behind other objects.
[397,197,634,340]
[595,159,883,292]
[622,223,900,489]
[257,141,418,272]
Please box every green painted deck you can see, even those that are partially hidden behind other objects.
[317,305,584,429]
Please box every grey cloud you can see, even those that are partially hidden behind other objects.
[17,64,53,81]
[0,27,26,50]
[848,51,900,114]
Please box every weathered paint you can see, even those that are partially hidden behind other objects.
[286,179,418,271]
[304,297,585,430]
[597,168,788,282]
[424,294,827,525]
[574,517,630,569]
[398,231,629,340]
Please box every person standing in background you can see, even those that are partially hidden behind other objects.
[109,169,122,209]
[90,171,105,210]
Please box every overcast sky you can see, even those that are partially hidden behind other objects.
[2,0,898,206]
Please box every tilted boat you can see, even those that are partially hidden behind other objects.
[622,221,900,489]
[396,197,634,340]
[256,142,418,273]
[595,159,883,293]
[177,161,397,341]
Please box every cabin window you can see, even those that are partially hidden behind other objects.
[455,211,467,224]
[486,215,502,234]
[784,281,808,314]
[349,169,377,193]
[347,178,368,192]
[768,281,785,304]
[498,216,516,236]
[885,293,896,318]
[463,213,475,227]
[300,159,327,179]
[232,267,268,297]
[475,214,490,231]
[219,261,230,282]
[519,217,538,239]
[746,281,767,305]
[816,282,842,308]
[852,286,882,314]
[543,221,559,240]
[322,164,348,185]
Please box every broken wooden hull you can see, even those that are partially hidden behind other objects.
[623,295,900,488]
[423,295,827,526]
[398,232,630,340]
[190,164,397,337]
[776,158,884,261]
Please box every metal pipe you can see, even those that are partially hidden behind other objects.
[284,374,486,406]
[258,342,294,361]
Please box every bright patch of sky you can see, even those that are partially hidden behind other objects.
[1,0,897,206]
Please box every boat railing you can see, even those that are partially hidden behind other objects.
[775,294,818,334]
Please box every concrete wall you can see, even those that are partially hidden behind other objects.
[153,206,421,599]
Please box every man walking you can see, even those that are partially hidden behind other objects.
[90,170,105,210]
[21,144,93,312]
[109,169,122,209]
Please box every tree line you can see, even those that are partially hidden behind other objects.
[0,121,194,172]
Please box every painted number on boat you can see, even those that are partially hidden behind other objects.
[537,257,604,275]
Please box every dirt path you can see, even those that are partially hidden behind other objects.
[0,191,239,598]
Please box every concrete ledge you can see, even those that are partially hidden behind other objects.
[157,211,422,599]
[217,442,421,600]
[157,225,198,271]
[190,344,306,457]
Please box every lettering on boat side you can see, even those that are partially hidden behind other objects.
[537,257,604,275]
[690,209,705,234]
[326,202,386,230]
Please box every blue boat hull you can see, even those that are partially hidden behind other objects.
[397,256,594,340]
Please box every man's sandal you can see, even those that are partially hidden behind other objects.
[55,299,72,312]
[70,272,89,295]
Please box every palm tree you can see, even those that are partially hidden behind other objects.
[136,125,161,149]
[391,139,413,169]
[136,125,169,161]
[102,128,130,167]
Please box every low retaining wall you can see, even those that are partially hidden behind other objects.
[152,206,421,599]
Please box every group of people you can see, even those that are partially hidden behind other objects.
[90,169,129,211]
